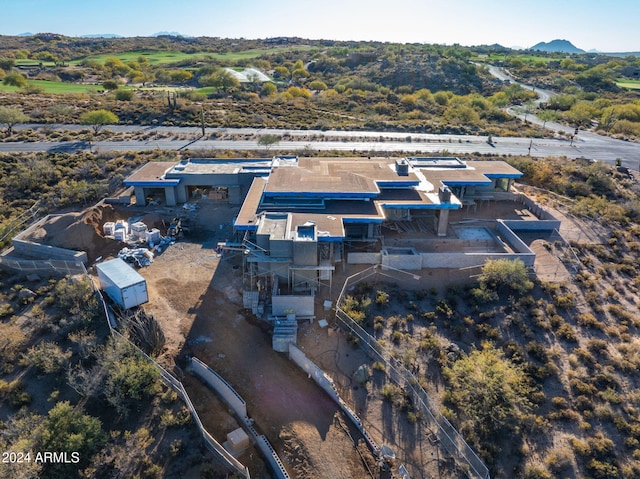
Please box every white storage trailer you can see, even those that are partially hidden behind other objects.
[96,258,148,309]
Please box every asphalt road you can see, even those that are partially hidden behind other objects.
[3,75,640,172]
[3,126,639,170]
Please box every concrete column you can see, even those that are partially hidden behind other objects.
[164,186,177,206]
[367,223,374,238]
[436,209,450,237]
[228,186,241,205]
[176,184,188,203]
[134,187,146,206]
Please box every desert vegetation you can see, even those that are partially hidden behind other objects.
[337,158,640,478]
[0,271,223,478]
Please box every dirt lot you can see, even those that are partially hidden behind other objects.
[139,221,381,477]
[23,192,583,478]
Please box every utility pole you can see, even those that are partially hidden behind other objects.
[528,139,533,156]
[200,106,205,137]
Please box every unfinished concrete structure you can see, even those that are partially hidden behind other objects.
[123,158,282,207]
[124,156,549,310]
[232,156,524,294]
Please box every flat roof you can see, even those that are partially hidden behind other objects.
[236,157,525,232]
[235,177,268,230]
[265,158,420,195]
[257,213,289,241]
[165,158,273,177]
[124,162,180,187]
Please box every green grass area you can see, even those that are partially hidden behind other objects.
[68,45,316,66]
[68,50,201,66]
[15,59,57,67]
[0,80,105,94]
[475,53,564,63]
[616,78,640,90]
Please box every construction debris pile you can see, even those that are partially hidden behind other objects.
[103,219,176,267]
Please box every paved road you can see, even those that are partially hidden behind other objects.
[3,98,640,171]
[3,134,637,169]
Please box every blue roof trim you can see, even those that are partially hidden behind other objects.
[318,236,344,242]
[382,203,461,210]
[484,173,523,179]
[342,217,383,224]
[377,181,420,188]
[233,223,258,231]
[441,180,491,187]
[263,192,378,199]
[124,180,181,187]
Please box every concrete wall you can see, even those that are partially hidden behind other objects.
[421,252,535,269]
[347,252,381,265]
[293,240,317,266]
[191,356,290,479]
[190,357,247,417]
[289,344,339,402]
[519,195,561,221]
[12,238,88,264]
[271,239,293,258]
[272,295,315,317]
[288,343,379,456]
[381,249,422,270]
[496,221,534,254]
[501,219,561,231]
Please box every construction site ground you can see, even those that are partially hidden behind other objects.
[136,200,385,479]
[36,194,577,479]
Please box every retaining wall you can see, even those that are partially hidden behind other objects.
[190,357,247,418]
[12,214,88,263]
[288,344,339,402]
[271,295,315,317]
[519,194,560,221]
[347,252,381,265]
[190,357,290,479]
[381,249,422,270]
[501,219,561,232]
[288,343,379,456]
[12,237,88,263]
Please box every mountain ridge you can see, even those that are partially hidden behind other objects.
[530,39,585,53]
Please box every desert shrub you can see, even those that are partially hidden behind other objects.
[557,323,578,342]
[381,384,398,401]
[586,338,609,355]
[375,290,389,307]
[577,312,606,330]
[443,344,534,441]
[0,303,13,318]
[609,304,634,323]
[545,446,573,474]
[21,341,72,374]
[477,259,533,297]
[36,401,106,477]
[372,361,386,371]
[115,89,134,101]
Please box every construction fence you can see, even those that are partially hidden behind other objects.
[0,255,86,275]
[335,265,491,479]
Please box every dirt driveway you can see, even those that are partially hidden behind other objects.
[138,203,378,479]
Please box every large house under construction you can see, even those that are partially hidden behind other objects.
[233,156,523,291]
[124,156,552,300]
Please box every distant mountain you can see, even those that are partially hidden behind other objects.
[17,32,33,37]
[152,31,191,37]
[530,39,585,53]
[80,34,123,38]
